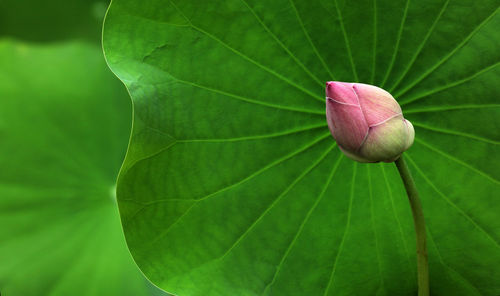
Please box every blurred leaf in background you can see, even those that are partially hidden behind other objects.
[0,1,168,295]
[0,0,108,43]
[0,40,157,296]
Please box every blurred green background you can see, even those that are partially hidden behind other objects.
[0,1,167,295]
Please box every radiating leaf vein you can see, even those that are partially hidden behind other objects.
[169,0,323,102]
[240,0,324,86]
[404,104,500,114]
[394,6,499,98]
[262,151,343,294]
[400,61,500,105]
[143,71,325,115]
[427,228,484,295]
[144,133,331,247]
[406,154,500,248]
[288,0,337,80]
[218,144,337,261]
[176,124,328,143]
[415,138,500,184]
[368,165,385,293]
[371,0,378,84]
[380,0,410,87]
[388,0,450,92]
[332,0,359,81]
[380,164,413,270]
[323,163,357,296]
[412,122,499,145]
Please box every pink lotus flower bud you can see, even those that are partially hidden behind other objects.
[326,81,414,163]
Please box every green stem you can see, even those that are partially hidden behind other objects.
[394,155,429,296]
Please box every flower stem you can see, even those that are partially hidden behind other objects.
[394,155,429,296]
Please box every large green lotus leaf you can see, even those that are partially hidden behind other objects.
[103,0,500,295]
[0,40,168,296]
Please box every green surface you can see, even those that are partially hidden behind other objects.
[0,0,108,43]
[0,40,165,296]
[103,0,500,295]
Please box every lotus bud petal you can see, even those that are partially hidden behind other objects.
[325,81,414,163]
